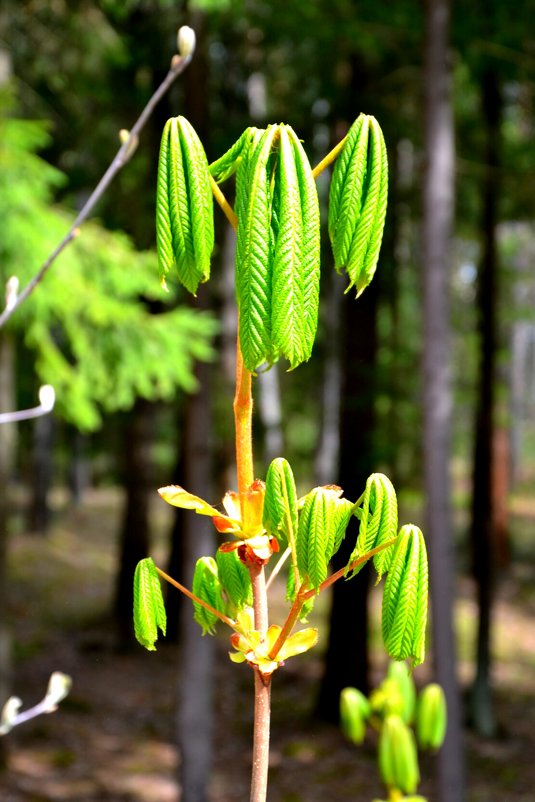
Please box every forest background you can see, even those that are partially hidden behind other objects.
[0,1,534,801]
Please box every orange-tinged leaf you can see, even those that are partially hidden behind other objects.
[158,485,223,516]
[278,628,319,661]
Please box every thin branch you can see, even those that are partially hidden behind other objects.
[0,52,194,330]
[265,547,291,591]
[0,385,55,424]
[155,565,236,629]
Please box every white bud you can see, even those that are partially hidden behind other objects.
[38,385,56,412]
[177,26,196,58]
[5,276,19,311]
[44,672,72,710]
[0,697,22,735]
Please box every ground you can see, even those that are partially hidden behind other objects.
[1,488,534,801]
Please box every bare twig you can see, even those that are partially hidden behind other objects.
[0,46,194,330]
[0,385,55,424]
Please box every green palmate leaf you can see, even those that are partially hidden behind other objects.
[233,124,321,372]
[192,556,226,636]
[381,525,428,666]
[216,548,253,612]
[296,485,352,591]
[236,125,277,371]
[288,127,321,363]
[270,125,305,367]
[328,114,388,296]
[263,457,298,546]
[133,557,167,651]
[209,127,259,183]
[347,472,398,580]
[156,116,214,295]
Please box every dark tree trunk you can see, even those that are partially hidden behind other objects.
[316,281,379,720]
[176,355,215,802]
[422,0,466,798]
[114,398,155,646]
[469,68,502,737]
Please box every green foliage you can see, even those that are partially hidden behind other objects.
[0,98,217,430]
[191,556,226,635]
[328,114,388,296]
[133,558,167,651]
[262,457,298,546]
[416,683,447,751]
[156,116,214,294]
[216,548,253,613]
[296,485,353,590]
[381,525,428,666]
[379,714,420,795]
[340,687,370,745]
[212,123,321,372]
[342,664,446,802]
[347,472,398,579]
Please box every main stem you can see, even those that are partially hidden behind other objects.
[232,338,271,802]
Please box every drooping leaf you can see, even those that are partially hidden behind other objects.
[346,473,398,579]
[381,525,428,666]
[155,116,214,295]
[209,127,259,183]
[133,557,167,651]
[296,485,349,591]
[263,457,298,546]
[216,547,253,612]
[235,125,277,371]
[328,114,388,296]
[192,556,226,636]
[288,127,321,363]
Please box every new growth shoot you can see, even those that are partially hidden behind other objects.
[133,60,430,802]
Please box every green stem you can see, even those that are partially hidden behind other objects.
[311,135,347,178]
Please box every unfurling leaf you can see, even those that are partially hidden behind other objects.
[263,457,298,545]
[158,485,227,518]
[216,548,253,612]
[133,557,167,651]
[346,472,398,579]
[156,116,214,294]
[296,485,353,591]
[328,114,388,296]
[192,556,226,635]
[231,124,321,372]
[381,525,428,666]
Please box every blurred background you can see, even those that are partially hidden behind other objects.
[0,1,534,801]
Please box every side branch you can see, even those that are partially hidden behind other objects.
[0,52,194,329]
[155,565,236,629]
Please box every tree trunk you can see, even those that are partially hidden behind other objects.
[316,281,379,720]
[176,339,215,802]
[469,67,502,737]
[422,0,466,798]
[114,398,154,646]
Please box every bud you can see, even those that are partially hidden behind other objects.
[5,275,19,311]
[416,683,447,750]
[340,687,370,744]
[387,660,416,723]
[38,385,55,413]
[263,457,298,544]
[379,714,420,795]
[119,128,139,161]
[177,25,196,58]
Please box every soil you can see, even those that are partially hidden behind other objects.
[1,488,534,802]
